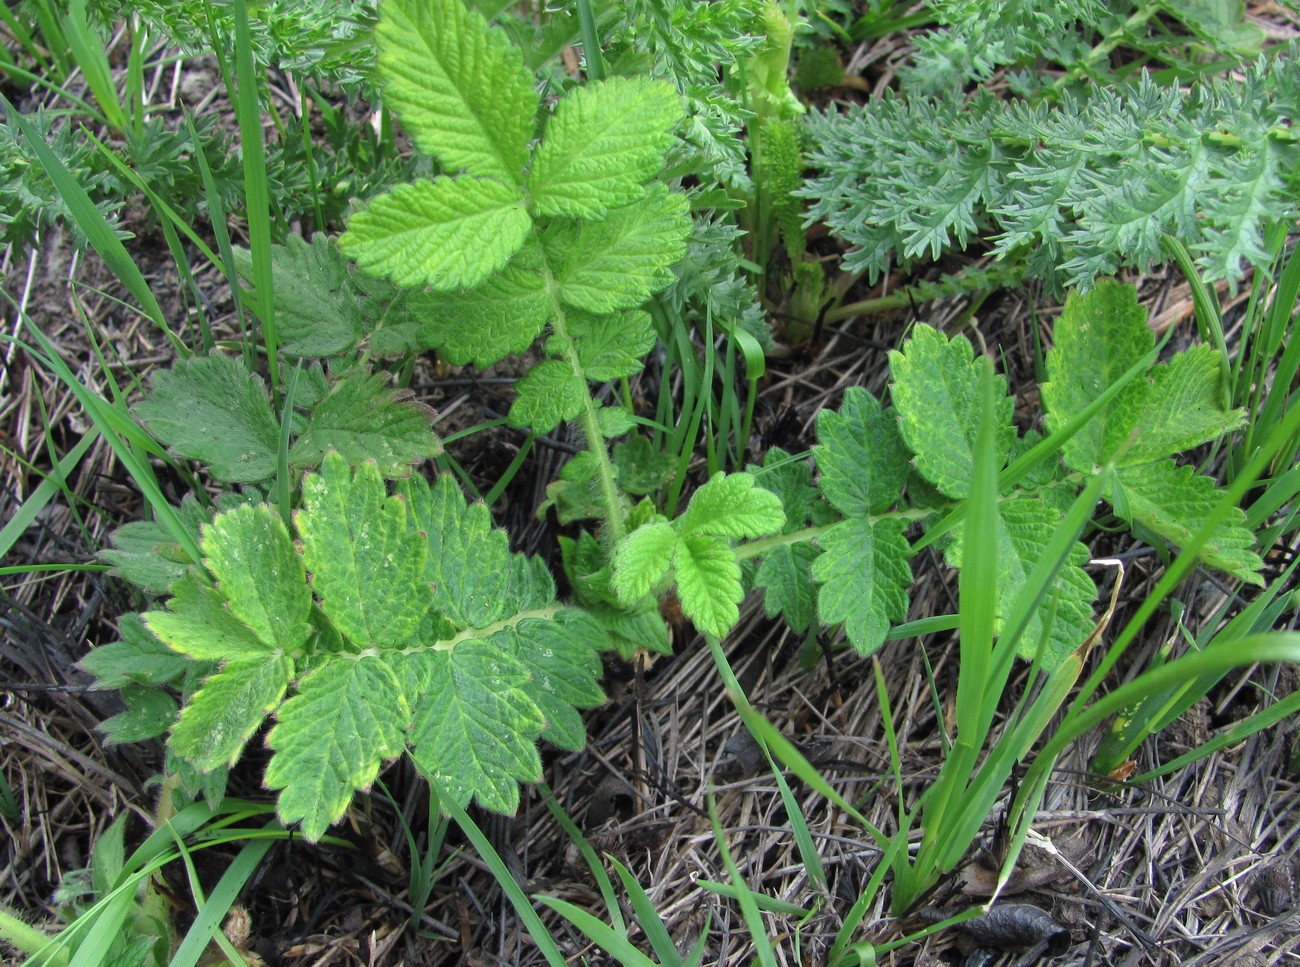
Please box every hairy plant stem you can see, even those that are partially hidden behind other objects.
[0,905,63,965]
[541,270,625,545]
[734,505,936,561]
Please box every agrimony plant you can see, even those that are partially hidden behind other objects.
[92,455,608,841]
[619,280,1261,662]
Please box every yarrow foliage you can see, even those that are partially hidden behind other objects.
[802,46,1300,290]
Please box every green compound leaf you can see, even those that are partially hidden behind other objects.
[144,577,276,663]
[509,358,585,433]
[1110,460,1264,584]
[376,0,536,184]
[611,519,676,605]
[889,325,1015,500]
[565,309,656,381]
[340,177,529,290]
[755,542,821,634]
[80,613,190,690]
[201,505,311,653]
[408,634,545,813]
[297,454,432,648]
[292,371,442,475]
[1042,280,1154,471]
[234,235,364,358]
[674,534,743,639]
[512,614,606,751]
[169,654,294,772]
[812,518,911,656]
[400,474,514,629]
[99,686,177,745]
[1124,344,1244,464]
[133,353,279,484]
[548,184,691,313]
[265,656,409,842]
[677,472,786,540]
[947,497,1096,665]
[412,260,551,367]
[99,495,207,594]
[813,386,910,516]
[529,76,682,219]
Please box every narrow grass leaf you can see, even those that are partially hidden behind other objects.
[435,779,568,967]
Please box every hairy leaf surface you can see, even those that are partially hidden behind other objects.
[413,261,552,367]
[566,309,656,381]
[376,0,536,184]
[755,542,820,633]
[611,520,676,604]
[889,325,1014,499]
[298,455,431,648]
[1111,460,1263,584]
[677,472,786,539]
[266,656,409,841]
[1042,281,1154,470]
[408,636,545,813]
[169,654,293,771]
[292,372,442,475]
[235,236,364,358]
[340,177,529,290]
[144,577,276,663]
[813,518,911,656]
[814,387,909,516]
[133,354,279,483]
[401,474,517,629]
[548,184,691,312]
[529,77,681,218]
[512,614,606,751]
[201,505,311,653]
[509,359,585,433]
[674,534,742,639]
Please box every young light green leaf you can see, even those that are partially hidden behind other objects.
[597,405,637,438]
[1124,345,1244,463]
[755,542,821,633]
[611,520,677,605]
[169,654,294,772]
[133,354,279,483]
[340,176,530,290]
[1110,460,1264,584]
[674,534,743,639]
[297,454,432,648]
[512,614,606,751]
[1041,280,1154,471]
[677,472,786,539]
[549,184,691,313]
[234,235,364,358]
[265,656,409,841]
[412,261,551,367]
[292,371,442,475]
[566,309,656,381]
[889,325,1014,499]
[376,0,536,184]
[813,386,910,515]
[400,474,512,629]
[509,358,586,433]
[408,635,545,813]
[529,76,681,219]
[143,577,276,663]
[202,504,311,653]
[812,518,911,656]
